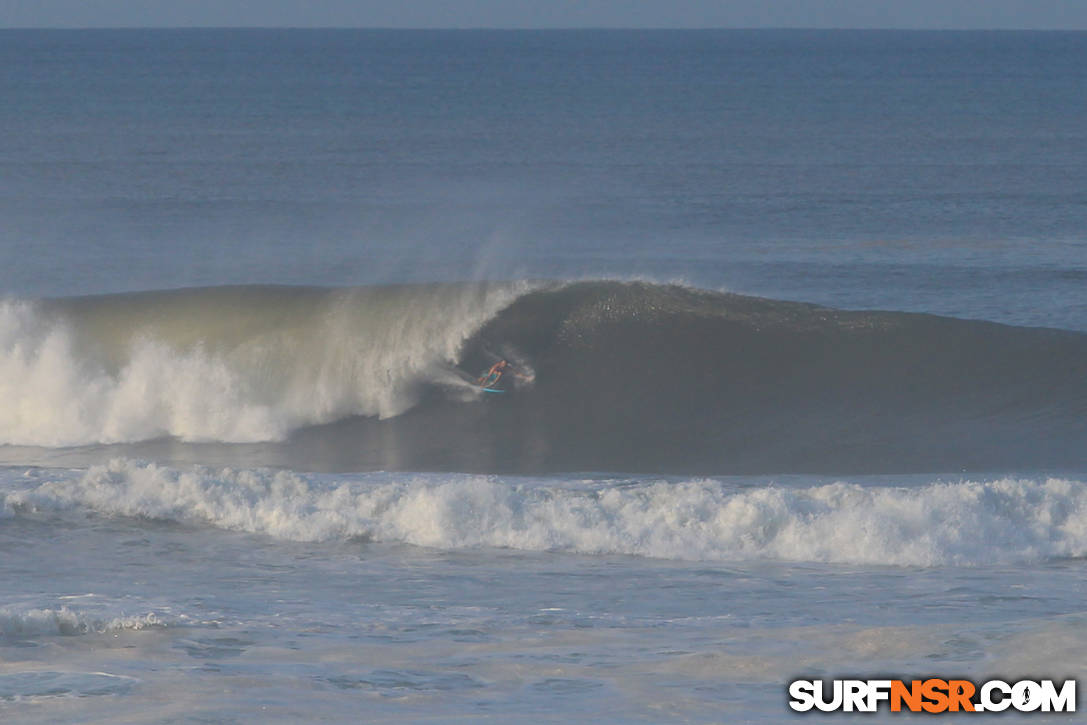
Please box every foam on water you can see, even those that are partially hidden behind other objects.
[0,672,140,702]
[6,460,1086,567]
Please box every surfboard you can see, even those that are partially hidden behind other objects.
[479,387,505,394]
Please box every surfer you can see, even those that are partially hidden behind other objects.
[477,359,527,388]
[478,359,511,387]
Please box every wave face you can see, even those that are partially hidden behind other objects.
[6,460,1087,566]
[2,281,1086,473]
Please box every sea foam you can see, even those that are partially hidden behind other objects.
[6,460,1086,567]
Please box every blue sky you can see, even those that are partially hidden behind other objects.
[2,0,1086,29]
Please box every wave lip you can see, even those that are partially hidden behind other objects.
[8,460,1087,567]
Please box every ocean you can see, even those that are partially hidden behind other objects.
[1,29,1085,722]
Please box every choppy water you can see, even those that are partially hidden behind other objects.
[1,29,1085,723]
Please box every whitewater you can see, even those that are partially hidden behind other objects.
[3,28,1087,723]
[0,283,530,446]
[6,461,1087,566]
[4,461,1086,722]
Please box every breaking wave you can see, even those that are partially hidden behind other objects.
[6,460,1087,567]
[1,280,1085,473]
[0,283,527,446]
[0,605,165,639]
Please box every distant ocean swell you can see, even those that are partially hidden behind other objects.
[4,460,1086,567]
[1,280,1085,473]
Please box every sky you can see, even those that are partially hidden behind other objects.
[2,0,1087,29]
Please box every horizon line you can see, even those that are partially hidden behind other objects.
[2,25,1086,32]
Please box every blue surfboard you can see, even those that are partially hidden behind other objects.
[479,387,505,394]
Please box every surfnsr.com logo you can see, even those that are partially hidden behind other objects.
[788,679,1077,713]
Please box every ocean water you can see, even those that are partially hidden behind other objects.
[1,29,1085,722]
